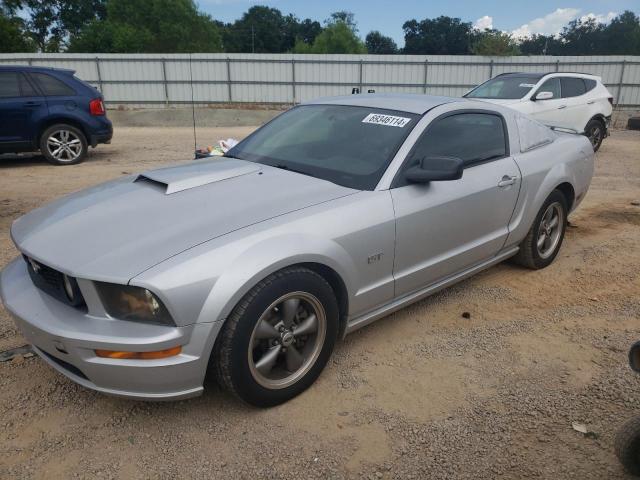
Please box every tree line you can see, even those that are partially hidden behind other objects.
[1,0,639,55]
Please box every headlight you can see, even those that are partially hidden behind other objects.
[94,282,175,326]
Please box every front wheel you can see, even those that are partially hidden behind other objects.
[585,118,605,152]
[213,267,339,407]
[512,190,568,269]
[40,124,88,165]
[615,416,640,476]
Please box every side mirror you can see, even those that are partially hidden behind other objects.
[404,156,464,183]
[534,91,554,101]
[630,341,640,373]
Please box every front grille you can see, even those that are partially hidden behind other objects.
[23,256,86,308]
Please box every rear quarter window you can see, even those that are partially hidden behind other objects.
[30,72,76,96]
[561,78,586,98]
[584,79,597,93]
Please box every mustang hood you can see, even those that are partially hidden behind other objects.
[11,158,356,282]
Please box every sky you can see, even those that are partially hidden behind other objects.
[198,0,640,45]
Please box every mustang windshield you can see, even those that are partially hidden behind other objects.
[228,105,419,190]
[466,76,541,100]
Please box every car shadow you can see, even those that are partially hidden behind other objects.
[0,150,112,168]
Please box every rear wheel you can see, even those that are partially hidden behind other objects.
[585,118,605,152]
[213,267,339,407]
[40,124,87,165]
[512,190,567,269]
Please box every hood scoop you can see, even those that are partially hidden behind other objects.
[135,158,261,194]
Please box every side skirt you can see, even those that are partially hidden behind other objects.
[344,246,519,336]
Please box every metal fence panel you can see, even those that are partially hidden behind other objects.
[0,53,638,107]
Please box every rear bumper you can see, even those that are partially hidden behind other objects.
[0,257,222,401]
[90,121,113,147]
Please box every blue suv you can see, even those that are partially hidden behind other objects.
[0,66,112,165]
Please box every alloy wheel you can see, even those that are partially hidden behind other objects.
[46,129,82,163]
[588,124,603,149]
[248,291,326,389]
[536,201,564,259]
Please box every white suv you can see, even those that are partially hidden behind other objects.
[465,72,613,151]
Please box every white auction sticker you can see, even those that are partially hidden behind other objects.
[519,83,536,88]
[362,113,411,128]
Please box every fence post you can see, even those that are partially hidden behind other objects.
[95,57,103,93]
[555,59,560,72]
[489,59,494,79]
[617,60,627,106]
[226,57,233,103]
[359,59,363,93]
[423,59,428,93]
[291,58,296,104]
[161,58,169,106]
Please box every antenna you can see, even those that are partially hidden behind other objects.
[189,53,197,159]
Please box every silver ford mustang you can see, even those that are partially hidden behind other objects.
[0,94,594,407]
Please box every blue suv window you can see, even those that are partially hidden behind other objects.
[0,72,20,97]
[0,72,35,97]
[30,72,75,96]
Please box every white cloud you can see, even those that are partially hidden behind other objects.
[580,11,617,24]
[474,15,493,31]
[511,8,580,38]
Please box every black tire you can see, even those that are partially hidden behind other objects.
[628,117,640,131]
[512,190,568,270]
[584,118,605,152]
[213,267,339,407]
[39,124,88,165]
[615,416,640,476]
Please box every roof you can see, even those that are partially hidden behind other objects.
[496,71,600,80]
[305,93,460,114]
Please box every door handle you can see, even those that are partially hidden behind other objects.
[498,175,517,187]
[587,100,595,105]
[557,105,567,109]
[24,101,42,107]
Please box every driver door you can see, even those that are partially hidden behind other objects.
[391,112,521,297]
[526,77,567,127]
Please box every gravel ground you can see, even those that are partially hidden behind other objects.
[0,123,639,479]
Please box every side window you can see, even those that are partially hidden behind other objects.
[0,72,21,98]
[561,77,586,98]
[19,74,37,96]
[584,79,597,93]
[403,113,507,175]
[30,72,76,96]
[536,78,561,99]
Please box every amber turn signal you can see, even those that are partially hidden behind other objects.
[95,346,182,360]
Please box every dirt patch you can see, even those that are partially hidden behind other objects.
[0,127,639,479]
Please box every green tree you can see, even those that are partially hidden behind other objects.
[326,11,357,33]
[0,5,36,52]
[472,30,520,56]
[402,16,473,54]
[518,34,563,55]
[365,31,398,54]
[4,0,106,51]
[558,17,606,55]
[68,0,222,53]
[604,11,640,54]
[294,22,366,54]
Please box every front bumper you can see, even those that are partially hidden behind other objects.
[0,258,222,401]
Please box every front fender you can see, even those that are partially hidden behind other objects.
[201,233,358,325]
